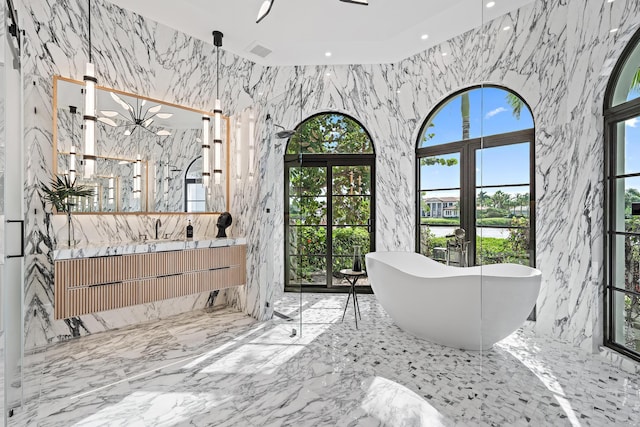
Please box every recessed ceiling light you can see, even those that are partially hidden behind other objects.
[610,28,618,33]
[503,26,511,31]
[442,52,448,56]
[421,34,429,40]
[325,51,332,57]
[607,0,615,3]
[258,92,263,96]
[486,1,496,7]
[326,72,331,76]
[396,89,401,94]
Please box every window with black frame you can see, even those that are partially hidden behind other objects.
[604,29,640,360]
[184,157,206,212]
[284,112,376,292]
[416,86,535,269]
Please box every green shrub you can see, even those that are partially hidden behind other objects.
[421,217,460,225]
[477,207,509,218]
[290,226,370,281]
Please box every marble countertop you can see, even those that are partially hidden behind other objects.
[54,237,247,260]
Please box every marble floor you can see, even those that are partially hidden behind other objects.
[9,294,640,426]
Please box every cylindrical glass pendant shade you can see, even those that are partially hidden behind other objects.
[133,155,141,199]
[236,120,242,180]
[69,145,77,184]
[108,175,114,203]
[214,99,223,185]
[83,62,97,179]
[202,115,211,188]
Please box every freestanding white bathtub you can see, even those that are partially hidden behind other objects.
[365,251,541,351]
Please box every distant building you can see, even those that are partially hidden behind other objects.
[423,196,459,218]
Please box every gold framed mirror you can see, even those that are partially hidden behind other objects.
[53,75,230,214]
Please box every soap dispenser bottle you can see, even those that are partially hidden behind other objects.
[186,220,193,240]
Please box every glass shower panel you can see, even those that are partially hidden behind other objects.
[4,0,25,420]
[267,83,305,338]
[477,2,539,424]
[477,0,487,419]
[0,47,4,427]
[283,157,304,335]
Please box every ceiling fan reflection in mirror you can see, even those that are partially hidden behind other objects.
[98,92,173,136]
[256,0,368,23]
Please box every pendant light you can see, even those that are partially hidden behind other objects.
[83,0,97,179]
[69,106,78,184]
[108,174,114,205]
[163,162,170,205]
[213,30,224,185]
[133,155,141,199]
[235,119,242,181]
[202,115,211,187]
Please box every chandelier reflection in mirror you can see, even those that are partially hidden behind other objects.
[98,92,173,137]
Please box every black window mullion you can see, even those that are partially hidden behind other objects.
[326,163,333,288]
[604,44,640,359]
[607,118,620,341]
[462,141,482,266]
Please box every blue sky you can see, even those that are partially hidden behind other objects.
[420,87,534,193]
[420,87,640,195]
[624,116,640,177]
[421,87,534,147]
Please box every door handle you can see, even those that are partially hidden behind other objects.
[6,219,24,258]
[367,218,373,234]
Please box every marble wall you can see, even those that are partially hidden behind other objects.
[18,0,640,358]
[20,0,265,349]
[233,0,640,355]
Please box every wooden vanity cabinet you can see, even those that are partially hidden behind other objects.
[54,245,246,319]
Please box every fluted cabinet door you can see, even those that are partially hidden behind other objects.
[54,245,246,319]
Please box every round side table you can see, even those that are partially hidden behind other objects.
[340,269,366,328]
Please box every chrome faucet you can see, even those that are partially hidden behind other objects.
[155,218,162,240]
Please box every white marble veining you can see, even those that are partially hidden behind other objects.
[17,0,640,364]
[10,294,640,426]
[20,0,262,349]
[53,236,246,260]
[236,0,640,356]
[49,213,228,248]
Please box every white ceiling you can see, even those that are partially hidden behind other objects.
[105,0,535,66]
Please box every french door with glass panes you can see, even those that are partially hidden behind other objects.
[285,155,375,291]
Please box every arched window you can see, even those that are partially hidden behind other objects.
[284,113,375,292]
[604,29,640,360]
[184,156,205,212]
[416,86,535,269]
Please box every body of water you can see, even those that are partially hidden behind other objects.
[430,227,511,239]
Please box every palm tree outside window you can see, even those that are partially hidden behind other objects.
[416,85,535,268]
